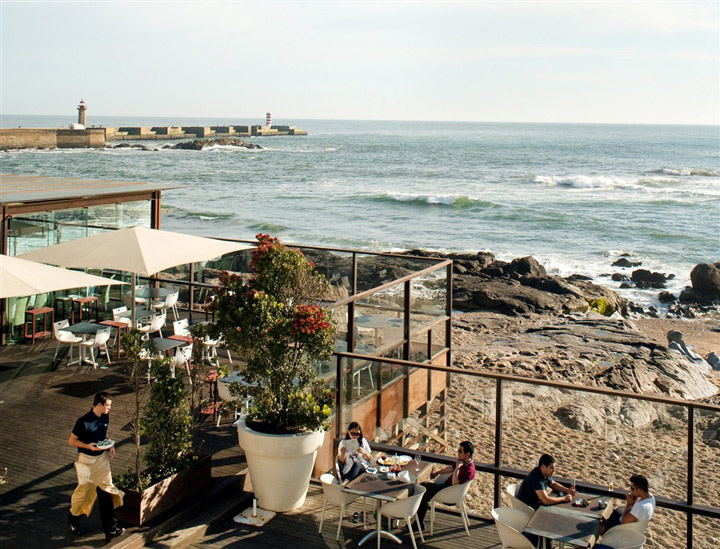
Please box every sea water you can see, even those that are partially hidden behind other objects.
[3,116,719,307]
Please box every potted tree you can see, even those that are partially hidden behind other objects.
[212,234,334,512]
[115,332,212,525]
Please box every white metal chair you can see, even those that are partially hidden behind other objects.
[173,318,190,337]
[376,484,426,549]
[506,483,535,517]
[172,343,194,383]
[428,477,473,536]
[607,518,650,535]
[152,289,179,321]
[53,319,82,365]
[597,529,646,549]
[318,473,365,540]
[138,313,166,339]
[491,506,534,549]
[81,327,113,368]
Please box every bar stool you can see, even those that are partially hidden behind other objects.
[25,306,55,343]
[71,296,99,324]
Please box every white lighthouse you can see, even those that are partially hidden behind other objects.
[265,112,272,128]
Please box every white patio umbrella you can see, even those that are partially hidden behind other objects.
[19,226,252,321]
[1,254,126,299]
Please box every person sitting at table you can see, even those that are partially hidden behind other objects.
[337,422,373,482]
[517,454,578,548]
[517,453,578,509]
[416,440,475,530]
[601,474,655,533]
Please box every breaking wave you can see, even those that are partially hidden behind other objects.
[165,205,234,221]
[371,192,500,208]
[649,168,720,177]
[533,175,636,189]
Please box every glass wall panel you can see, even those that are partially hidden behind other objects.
[694,514,720,549]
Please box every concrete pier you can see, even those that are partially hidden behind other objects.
[0,124,307,150]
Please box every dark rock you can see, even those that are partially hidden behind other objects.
[658,291,676,303]
[567,274,592,281]
[690,262,720,297]
[611,273,629,282]
[620,283,632,289]
[707,353,720,371]
[631,269,667,289]
[612,258,642,268]
[505,256,547,277]
[171,138,263,151]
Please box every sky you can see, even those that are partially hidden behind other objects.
[1,1,718,124]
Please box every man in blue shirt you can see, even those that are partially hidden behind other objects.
[68,392,125,541]
[517,454,577,548]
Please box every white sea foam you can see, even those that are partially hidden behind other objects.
[652,168,720,177]
[533,175,637,189]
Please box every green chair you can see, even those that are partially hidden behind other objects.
[8,296,30,342]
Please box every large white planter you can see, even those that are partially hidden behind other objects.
[234,416,325,512]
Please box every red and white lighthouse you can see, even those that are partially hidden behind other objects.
[77,99,87,127]
[265,112,272,127]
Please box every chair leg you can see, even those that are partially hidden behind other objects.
[318,499,326,534]
[415,515,425,542]
[430,502,435,535]
[407,516,418,549]
[460,502,470,536]
[336,503,344,540]
[376,514,382,549]
[104,344,112,365]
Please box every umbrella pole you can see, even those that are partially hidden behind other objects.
[131,273,136,326]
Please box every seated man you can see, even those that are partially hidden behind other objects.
[517,453,577,510]
[517,454,577,548]
[416,441,475,530]
[602,474,655,532]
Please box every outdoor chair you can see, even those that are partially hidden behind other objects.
[53,319,82,365]
[318,473,366,540]
[596,529,646,549]
[81,327,113,369]
[428,475,473,536]
[134,284,149,306]
[173,318,190,337]
[376,484,426,549]
[172,343,194,383]
[138,313,166,339]
[112,306,133,330]
[152,289,180,321]
[491,506,534,549]
[506,483,535,518]
[606,518,650,535]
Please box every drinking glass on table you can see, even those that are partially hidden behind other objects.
[414,454,421,472]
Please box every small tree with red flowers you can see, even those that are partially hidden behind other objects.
[211,235,334,434]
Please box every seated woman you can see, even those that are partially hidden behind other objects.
[337,422,373,482]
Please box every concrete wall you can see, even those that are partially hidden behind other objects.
[56,129,105,148]
[0,128,105,150]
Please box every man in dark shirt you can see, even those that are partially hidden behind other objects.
[68,392,125,541]
[517,453,577,509]
[517,454,577,548]
[417,440,476,530]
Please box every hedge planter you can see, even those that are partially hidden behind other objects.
[235,417,324,512]
[116,453,211,525]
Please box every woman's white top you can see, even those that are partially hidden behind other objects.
[337,437,372,476]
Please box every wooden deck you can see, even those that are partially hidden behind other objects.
[189,482,501,549]
[0,338,245,548]
[0,339,502,549]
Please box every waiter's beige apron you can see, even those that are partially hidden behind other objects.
[70,451,124,516]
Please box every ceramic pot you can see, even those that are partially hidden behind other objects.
[234,416,324,512]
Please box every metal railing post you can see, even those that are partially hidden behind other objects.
[494,378,503,509]
[687,405,694,549]
[335,354,344,439]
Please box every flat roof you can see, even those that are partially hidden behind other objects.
[0,173,178,205]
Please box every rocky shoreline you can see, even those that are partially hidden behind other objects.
[109,137,263,151]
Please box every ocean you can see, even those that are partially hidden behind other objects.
[3,115,719,308]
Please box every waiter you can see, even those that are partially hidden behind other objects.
[68,391,125,541]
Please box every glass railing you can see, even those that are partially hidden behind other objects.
[330,354,720,549]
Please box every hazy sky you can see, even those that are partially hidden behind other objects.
[2,1,718,124]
